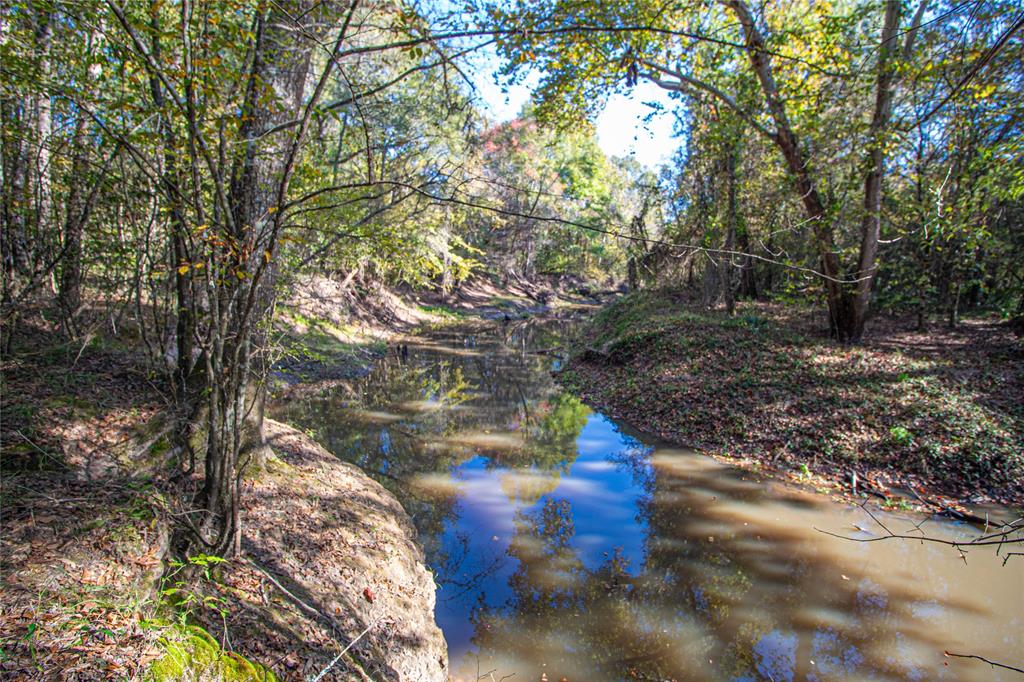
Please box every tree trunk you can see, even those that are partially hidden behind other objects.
[723,148,737,316]
[723,0,849,337]
[147,7,196,414]
[193,0,319,556]
[737,222,758,300]
[851,0,903,342]
[33,7,53,287]
[724,0,920,342]
[701,255,720,309]
[58,114,92,329]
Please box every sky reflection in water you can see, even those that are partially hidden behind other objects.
[272,320,1023,682]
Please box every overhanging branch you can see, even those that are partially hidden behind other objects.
[640,59,777,141]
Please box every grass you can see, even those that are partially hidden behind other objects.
[273,306,386,380]
[560,291,1023,505]
[417,303,467,320]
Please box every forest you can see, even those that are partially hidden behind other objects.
[1,0,1022,680]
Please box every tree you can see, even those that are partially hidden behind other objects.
[486,0,1024,340]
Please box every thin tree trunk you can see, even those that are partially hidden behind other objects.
[723,148,737,316]
[851,0,904,342]
[58,28,106,332]
[722,0,848,336]
[196,0,322,556]
[33,7,53,288]
[737,224,758,300]
[58,114,91,329]
[723,0,924,342]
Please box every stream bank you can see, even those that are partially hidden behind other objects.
[271,273,602,393]
[185,419,447,681]
[557,290,1024,511]
[0,280,453,680]
[1,273,583,679]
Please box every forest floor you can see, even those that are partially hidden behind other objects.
[1,316,175,679]
[0,291,449,680]
[558,290,1024,512]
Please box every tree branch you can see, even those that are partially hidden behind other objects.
[640,59,776,140]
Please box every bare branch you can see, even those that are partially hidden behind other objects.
[943,651,1024,676]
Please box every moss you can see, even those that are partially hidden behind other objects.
[240,450,291,483]
[110,523,145,557]
[147,625,277,682]
[150,435,171,457]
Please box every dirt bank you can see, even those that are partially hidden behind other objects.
[186,419,447,681]
[272,272,600,393]
[2,271,608,678]
[558,291,1024,512]
[1,320,172,679]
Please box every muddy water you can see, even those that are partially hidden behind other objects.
[272,319,1023,681]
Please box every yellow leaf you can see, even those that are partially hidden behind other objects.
[178,264,190,275]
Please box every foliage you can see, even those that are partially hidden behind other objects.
[486,0,1024,332]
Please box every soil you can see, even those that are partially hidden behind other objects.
[558,292,1024,515]
[0,274,610,680]
[185,419,447,681]
[1,317,172,679]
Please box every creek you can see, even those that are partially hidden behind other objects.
[272,318,1022,681]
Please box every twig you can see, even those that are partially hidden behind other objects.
[815,500,1023,561]
[247,558,383,681]
[944,651,1024,675]
[12,431,65,467]
[814,526,1022,548]
[246,558,328,623]
[308,614,382,682]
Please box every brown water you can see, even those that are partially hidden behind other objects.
[272,318,1023,681]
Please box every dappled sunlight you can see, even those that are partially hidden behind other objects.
[408,472,464,499]
[499,469,563,504]
[346,408,406,424]
[7,0,1020,678]
[397,399,446,413]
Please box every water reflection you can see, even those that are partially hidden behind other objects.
[272,319,1023,682]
